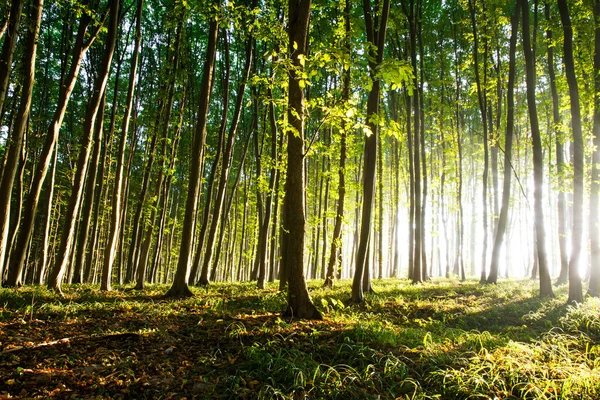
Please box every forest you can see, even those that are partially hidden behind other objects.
[0,0,599,398]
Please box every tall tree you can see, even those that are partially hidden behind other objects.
[352,0,391,303]
[165,14,218,298]
[589,0,600,297]
[48,0,120,294]
[546,1,569,286]
[198,26,253,287]
[0,0,23,121]
[6,0,100,288]
[558,0,584,303]
[103,0,144,289]
[467,0,490,284]
[522,0,552,297]
[282,0,321,319]
[1,0,43,286]
[324,0,351,288]
[488,0,520,284]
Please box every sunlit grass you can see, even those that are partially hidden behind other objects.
[0,278,598,399]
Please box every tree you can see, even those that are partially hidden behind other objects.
[6,0,100,289]
[352,0,391,302]
[0,0,23,122]
[282,0,321,319]
[1,0,44,287]
[48,0,120,294]
[589,0,600,297]
[488,0,520,285]
[103,0,144,286]
[324,0,351,288]
[558,0,584,304]
[546,0,569,287]
[467,0,490,284]
[165,14,218,298]
[521,0,552,297]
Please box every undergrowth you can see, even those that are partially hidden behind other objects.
[0,279,598,399]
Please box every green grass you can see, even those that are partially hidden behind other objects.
[0,279,598,399]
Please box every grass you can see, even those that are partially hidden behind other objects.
[0,278,599,399]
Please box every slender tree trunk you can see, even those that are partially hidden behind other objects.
[72,91,106,284]
[135,21,182,290]
[522,0,552,296]
[324,23,349,285]
[282,0,321,319]
[48,0,119,294]
[189,35,230,284]
[199,33,253,286]
[103,0,143,288]
[589,0,600,297]
[1,0,43,286]
[488,0,519,284]
[544,2,569,286]
[0,0,23,120]
[166,16,218,298]
[352,0,390,302]
[468,0,490,284]
[38,147,58,284]
[408,0,422,284]
[256,84,279,289]
[558,0,584,303]
[7,1,97,288]
[210,131,252,282]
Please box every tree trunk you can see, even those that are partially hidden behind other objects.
[257,83,279,289]
[72,90,106,284]
[282,0,321,319]
[522,0,552,297]
[0,0,23,120]
[323,8,349,284]
[558,0,584,303]
[352,0,390,302]
[166,17,218,298]
[7,1,96,288]
[1,0,43,286]
[545,2,569,286]
[38,147,58,284]
[589,0,600,297]
[210,131,252,282]
[467,0,490,285]
[488,0,519,284]
[103,0,143,288]
[198,32,253,286]
[48,0,119,294]
[135,21,182,290]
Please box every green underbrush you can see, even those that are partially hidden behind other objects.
[0,279,598,399]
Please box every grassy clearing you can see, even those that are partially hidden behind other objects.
[0,279,598,399]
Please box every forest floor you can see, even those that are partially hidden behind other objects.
[0,278,598,399]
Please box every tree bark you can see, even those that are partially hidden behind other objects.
[103,0,143,288]
[7,0,97,288]
[0,0,23,120]
[467,0,490,285]
[589,0,600,297]
[48,0,119,294]
[352,0,390,302]
[545,1,568,286]
[166,16,218,298]
[522,0,552,297]
[558,0,584,303]
[324,22,350,284]
[488,0,519,284]
[135,20,182,290]
[1,0,43,286]
[198,32,252,287]
[282,0,321,319]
